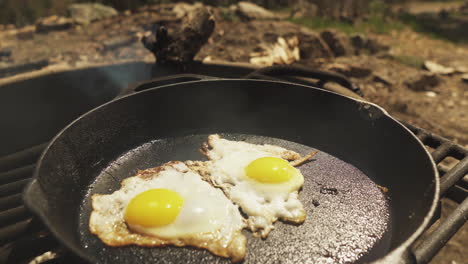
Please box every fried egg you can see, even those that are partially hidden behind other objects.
[187,135,314,238]
[89,161,247,262]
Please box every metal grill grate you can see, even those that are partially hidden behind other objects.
[0,67,466,264]
[404,123,468,264]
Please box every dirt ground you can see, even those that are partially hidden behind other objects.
[0,3,466,263]
[1,7,466,147]
[198,19,468,147]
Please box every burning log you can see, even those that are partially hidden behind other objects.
[142,5,215,66]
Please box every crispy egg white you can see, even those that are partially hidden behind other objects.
[187,135,308,238]
[89,161,247,262]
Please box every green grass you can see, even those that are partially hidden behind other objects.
[365,15,406,34]
[219,8,238,22]
[288,0,405,35]
[288,0,468,43]
[289,4,468,43]
[421,0,464,2]
[398,12,468,43]
[289,16,406,35]
[364,0,405,33]
[289,16,360,34]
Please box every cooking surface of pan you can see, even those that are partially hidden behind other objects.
[79,134,391,264]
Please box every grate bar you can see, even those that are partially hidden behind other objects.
[414,197,468,264]
[437,165,449,176]
[446,185,468,204]
[450,145,468,160]
[460,176,468,190]
[0,219,32,245]
[0,144,46,173]
[0,194,23,212]
[431,143,453,163]
[0,179,31,198]
[0,164,35,185]
[416,133,428,142]
[0,206,29,228]
[440,158,468,196]
[405,123,467,161]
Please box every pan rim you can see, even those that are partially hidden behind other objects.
[23,78,439,264]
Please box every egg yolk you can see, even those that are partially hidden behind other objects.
[124,188,184,228]
[245,157,296,183]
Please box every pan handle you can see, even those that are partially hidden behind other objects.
[244,64,363,96]
[120,74,217,96]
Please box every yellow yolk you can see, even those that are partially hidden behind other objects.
[124,189,184,228]
[245,157,296,183]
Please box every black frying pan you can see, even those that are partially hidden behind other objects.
[23,79,438,263]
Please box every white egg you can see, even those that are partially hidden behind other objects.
[89,161,247,262]
[187,135,309,238]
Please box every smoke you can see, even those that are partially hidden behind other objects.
[94,61,154,97]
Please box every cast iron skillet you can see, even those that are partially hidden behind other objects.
[23,79,438,263]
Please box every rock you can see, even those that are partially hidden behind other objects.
[79,55,88,62]
[68,3,118,25]
[364,38,389,54]
[263,32,279,43]
[350,34,389,55]
[405,73,440,91]
[438,9,449,19]
[103,36,137,51]
[290,0,318,19]
[372,73,393,86]
[425,91,437,98]
[461,73,468,83]
[172,2,204,18]
[446,100,455,108]
[459,1,468,14]
[16,25,36,40]
[298,30,333,59]
[320,30,353,57]
[234,2,277,20]
[325,63,372,78]
[36,15,73,33]
[0,48,12,58]
[350,34,365,55]
[393,101,408,113]
[446,61,468,73]
[424,61,455,75]
[455,65,468,73]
